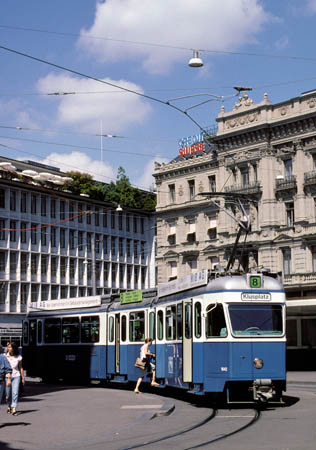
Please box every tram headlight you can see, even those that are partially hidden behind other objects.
[254,358,264,369]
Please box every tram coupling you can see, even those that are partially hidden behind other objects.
[252,379,275,403]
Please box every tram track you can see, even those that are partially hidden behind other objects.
[119,407,261,450]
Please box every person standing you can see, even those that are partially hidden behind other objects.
[0,345,12,410]
[134,338,159,394]
[5,342,25,416]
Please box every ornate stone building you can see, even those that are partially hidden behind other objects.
[153,89,316,303]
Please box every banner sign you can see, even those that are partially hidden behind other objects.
[29,296,102,310]
[120,290,143,304]
[158,269,208,297]
[178,127,215,156]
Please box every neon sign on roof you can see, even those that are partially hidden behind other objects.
[178,127,214,156]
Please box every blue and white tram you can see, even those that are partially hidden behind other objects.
[23,271,286,402]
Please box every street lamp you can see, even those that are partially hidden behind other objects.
[188,50,203,68]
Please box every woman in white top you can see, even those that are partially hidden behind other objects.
[5,342,25,416]
[134,338,159,394]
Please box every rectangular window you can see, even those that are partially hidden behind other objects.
[41,195,47,216]
[169,261,177,280]
[62,317,80,343]
[134,240,138,258]
[21,222,27,243]
[70,258,76,278]
[102,209,107,227]
[240,167,249,186]
[208,175,216,192]
[140,218,144,234]
[78,203,83,223]
[81,316,99,343]
[119,237,124,256]
[31,254,38,275]
[168,222,176,245]
[78,230,83,247]
[21,284,28,304]
[60,257,67,277]
[50,199,56,218]
[0,219,5,240]
[0,189,5,208]
[169,184,176,203]
[166,305,176,340]
[208,216,217,239]
[41,254,48,275]
[111,236,116,255]
[87,233,91,251]
[86,205,91,224]
[51,227,56,248]
[111,263,117,286]
[10,190,16,211]
[41,284,49,301]
[103,235,108,254]
[284,159,293,178]
[10,220,16,242]
[60,200,65,220]
[0,251,5,271]
[31,194,37,214]
[188,180,195,201]
[126,215,130,232]
[10,252,16,275]
[111,211,115,229]
[69,230,75,249]
[51,256,57,277]
[283,248,291,275]
[69,202,74,222]
[41,227,47,246]
[129,311,145,342]
[31,223,37,245]
[20,192,27,213]
[95,207,100,226]
[286,202,294,227]
[21,253,28,274]
[103,262,109,285]
[118,212,122,230]
[44,318,61,343]
[60,228,66,248]
[133,217,138,233]
[127,239,131,257]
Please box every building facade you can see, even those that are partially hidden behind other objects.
[0,157,156,343]
[153,89,316,301]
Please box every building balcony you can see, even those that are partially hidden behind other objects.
[224,181,261,195]
[275,175,296,192]
[284,272,316,286]
[304,171,316,189]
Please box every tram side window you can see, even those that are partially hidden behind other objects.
[157,310,163,340]
[109,316,114,343]
[37,321,42,344]
[194,302,202,338]
[121,315,127,342]
[29,320,37,345]
[149,312,155,341]
[23,321,29,345]
[177,304,183,339]
[62,317,80,343]
[44,318,61,343]
[206,304,227,338]
[185,303,192,339]
[81,316,99,343]
[166,305,176,340]
[129,311,145,342]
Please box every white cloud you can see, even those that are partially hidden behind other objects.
[78,0,272,74]
[36,74,152,133]
[135,156,169,190]
[275,36,289,50]
[306,0,316,13]
[25,151,116,183]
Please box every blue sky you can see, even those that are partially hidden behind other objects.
[1,0,316,190]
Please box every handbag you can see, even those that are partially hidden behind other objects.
[135,357,146,370]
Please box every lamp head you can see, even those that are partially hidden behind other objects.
[189,50,203,68]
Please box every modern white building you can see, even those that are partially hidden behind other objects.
[0,157,156,343]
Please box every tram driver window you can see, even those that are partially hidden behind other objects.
[62,317,80,343]
[129,311,145,342]
[81,316,100,343]
[166,305,176,340]
[44,318,62,343]
[194,302,202,338]
[206,304,227,338]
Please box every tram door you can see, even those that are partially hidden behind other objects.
[183,299,193,383]
[115,314,120,373]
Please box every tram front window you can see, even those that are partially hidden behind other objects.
[229,304,283,336]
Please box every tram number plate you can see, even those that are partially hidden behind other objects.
[65,355,76,361]
[249,275,261,288]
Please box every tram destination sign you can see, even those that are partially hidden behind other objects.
[241,293,271,301]
[120,290,143,304]
[158,269,208,297]
[30,296,102,310]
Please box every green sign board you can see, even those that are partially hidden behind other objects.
[120,290,143,304]
[249,275,262,289]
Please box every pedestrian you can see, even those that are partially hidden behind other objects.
[0,345,12,411]
[5,342,25,416]
[134,338,159,394]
